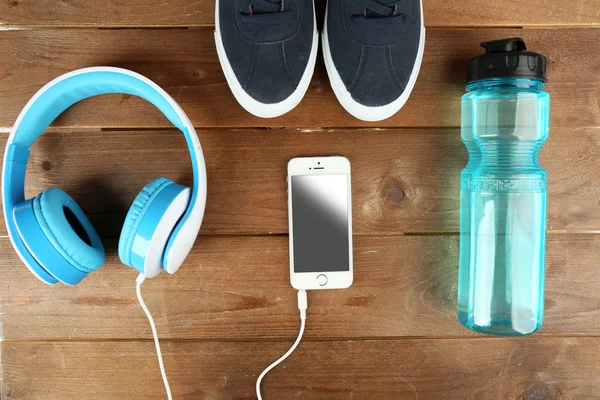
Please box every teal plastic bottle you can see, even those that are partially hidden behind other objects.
[458,38,549,336]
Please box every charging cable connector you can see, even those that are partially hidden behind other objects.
[256,290,308,400]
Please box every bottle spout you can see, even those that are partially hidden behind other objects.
[481,38,526,54]
[467,37,546,83]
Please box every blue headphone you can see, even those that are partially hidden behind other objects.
[2,67,208,286]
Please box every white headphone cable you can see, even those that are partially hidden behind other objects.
[256,290,308,400]
[136,273,173,400]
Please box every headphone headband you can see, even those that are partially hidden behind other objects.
[2,67,207,283]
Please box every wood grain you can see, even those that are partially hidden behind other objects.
[3,338,600,399]
[0,127,597,237]
[0,28,599,129]
[1,3,599,399]
[0,0,599,27]
[1,234,599,340]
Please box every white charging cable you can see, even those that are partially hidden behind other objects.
[136,274,173,400]
[256,290,308,400]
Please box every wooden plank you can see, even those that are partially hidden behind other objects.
[3,338,600,399]
[0,0,599,28]
[1,234,599,340]
[0,127,598,237]
[0,28,598,129]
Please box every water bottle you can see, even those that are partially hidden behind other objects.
[458,38,549,336]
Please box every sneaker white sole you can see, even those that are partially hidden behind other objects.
[322,1,426,122]
[215,0,319,119]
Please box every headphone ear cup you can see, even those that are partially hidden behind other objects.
[119,178,190,277]
[13,187,105,285]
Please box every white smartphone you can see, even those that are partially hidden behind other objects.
[287,156,353,290]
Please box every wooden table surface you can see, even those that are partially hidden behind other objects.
[1,1,599,399]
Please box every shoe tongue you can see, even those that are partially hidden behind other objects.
[362,0,396,18]
[365,10,393,18]
[365,6,395,18]
[251,0,282,14]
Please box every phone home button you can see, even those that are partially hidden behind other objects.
[316,274,328,286]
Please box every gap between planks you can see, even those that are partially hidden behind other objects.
[4,332,600,344]
[3,126,600,133]
[0,231,599,240]
[0,126,599,133]
[2,25,600,31]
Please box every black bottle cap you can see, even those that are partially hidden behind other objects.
[467,38,547,83]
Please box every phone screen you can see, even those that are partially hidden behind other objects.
[291,174,350,273]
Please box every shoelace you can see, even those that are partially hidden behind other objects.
[352,0,403,22]
[241,0,294,24]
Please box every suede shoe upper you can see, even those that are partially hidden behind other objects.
[218,0,315,104]
[326,0,423,107]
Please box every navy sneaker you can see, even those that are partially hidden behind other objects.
[215,0,318,118]
[323,0,425,121]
